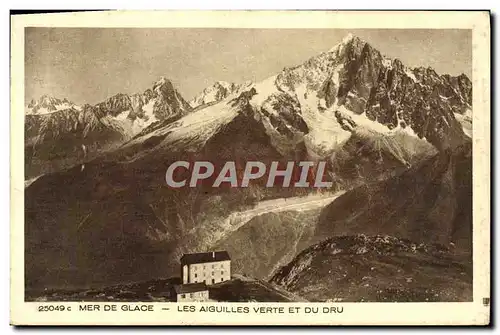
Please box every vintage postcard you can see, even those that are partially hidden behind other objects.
[10,10,490,325]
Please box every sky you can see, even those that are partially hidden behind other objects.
[25,28,472,105]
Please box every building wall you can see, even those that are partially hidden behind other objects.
[177,290,209,302]
[182,265,189,284]
[187,260,231,285]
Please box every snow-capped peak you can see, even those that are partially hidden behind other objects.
[153,76,186,100]
[213,81,232,88]
[154,76,169,87]
[328,33,359,53]
[189,81,241,108]
[26,95,80,115]
[342,33,355,44]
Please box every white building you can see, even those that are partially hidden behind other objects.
[181,251,231,285]
[174,283,209,302]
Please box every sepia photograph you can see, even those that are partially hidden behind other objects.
[10,10,490,326]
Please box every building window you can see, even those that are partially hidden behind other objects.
[221,278,223,282]
[212,279,215,284]
[211,271,214,276]
[181,294,185,298]
[212,264,214,269]
[221,264,224,269]
[194,273,198,278]
[203,265,206,269]
[221,271,224,275]
[189,293,193,298]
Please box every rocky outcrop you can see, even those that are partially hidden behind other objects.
[270,234,472,302]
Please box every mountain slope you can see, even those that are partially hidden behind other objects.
[213,209,323,281]
[270,141,472,302]
[270,234,472,302]
[315,141,472,250]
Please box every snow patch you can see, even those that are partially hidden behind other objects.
[393,109,421,139]
[454,110,472,138]
[25,175,41,187]
[114,109,129,122]
[464,108,472,119]
[395,122,420,139]
[132,100,158,134]
[341,33,354,44]
[405,69,417,82]
[110,100,159,136]
[251,75,278,106]
[336,105,391,134]
[336,105,422,140]
[163,103,239,147]
[190,81,241,107]
[328,33,355,53]
[332,64,344,86]
[26,102,81,115]
[382,58,392,69]
[441,115,450,127]
[295,85,351,155]
[55,102,73,110]
[126,98,239,150]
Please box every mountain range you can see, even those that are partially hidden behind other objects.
[25,77,192,179]
[24,34,473,301]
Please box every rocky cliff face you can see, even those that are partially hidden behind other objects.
[364,62,471,150]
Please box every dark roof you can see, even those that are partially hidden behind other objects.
[174,283,208,294]
[181,251,230,265]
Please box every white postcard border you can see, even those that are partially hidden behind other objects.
[10,10,490,326]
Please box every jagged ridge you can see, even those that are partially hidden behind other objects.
[25,77,192,178]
